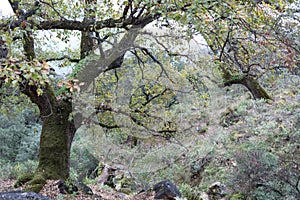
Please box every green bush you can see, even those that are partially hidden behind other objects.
[226,143,277,197]
[0,109,41,162]
[226,140,300,200]
[0,159,38,179]
[179,183,201,200]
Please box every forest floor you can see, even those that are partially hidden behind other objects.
[0,178,155,200]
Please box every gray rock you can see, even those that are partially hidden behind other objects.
[0,191,53,200]
[57,180,78,194]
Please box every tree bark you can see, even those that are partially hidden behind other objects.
[8,0,151,191]
[224,74,272,100]
[241,77,272,100]
[36,100,76,179]
[21,83,76,176]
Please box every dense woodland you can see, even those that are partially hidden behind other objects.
[0,0,299,199]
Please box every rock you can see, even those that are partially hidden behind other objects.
[207,182,227,199]
[0,191,53,200]
[57,180,94,196]
[117,192,127,199]
[78,182,93,195]
[153,180,181,199]
[57,180,78,195]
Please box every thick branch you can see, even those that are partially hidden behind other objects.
[0,14,156,32]
[6,0,40,31]
[224,75,272,100]
[76,25,143,92]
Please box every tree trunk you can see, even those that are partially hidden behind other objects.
[241,77,272,100]
[17,84,77,192]
[36,100,76,179]
[224,74,272,100]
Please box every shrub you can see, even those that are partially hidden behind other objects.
[0,109,41,162]
[179,183,201,200]
[0,160,38,179]
[227,141,300,200]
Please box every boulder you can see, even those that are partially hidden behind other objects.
[153,180,181,199]
[57,180,94,196]
[0,191,53,200]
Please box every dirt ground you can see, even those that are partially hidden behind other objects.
[0,178,155,200]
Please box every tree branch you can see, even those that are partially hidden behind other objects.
[0,13,156,31]
[76,25,143,92]
[45,56,80,63]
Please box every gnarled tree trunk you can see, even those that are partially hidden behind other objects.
[36,100,76,179]
[224,74,272,100]
[17,82,77,192]
[241,77,272,100]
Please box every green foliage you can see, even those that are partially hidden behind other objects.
[0,108,41,162]
[0,104,40,179]
[222,80,300,199]
[179,183,201,200]
[229,193,246,200]
[0,160,38,180]
[0,0,299,198]
[227,143,278,196]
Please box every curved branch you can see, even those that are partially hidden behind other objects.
[76,25,143,92]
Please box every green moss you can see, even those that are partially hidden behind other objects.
[36,103,72,180]
[14,173,34,188]
[29,174,46,185]
[24,184,44,193]
[120,187,132,194]
[230,193,246,200]
[23,174,47,193]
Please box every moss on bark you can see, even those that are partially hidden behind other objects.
[223,73,272,100]
[14,173,47,193]
[242,78,273,100]
[24,173,47,193]
[14,173,34,188]
[35,100,75,180]
[36,115,69,179]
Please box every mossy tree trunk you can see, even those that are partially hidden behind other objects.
[241,77,272,100]
[36,100,76,179]
[12,0,142,191]
[22,84,76,180]
[224,74,272,100]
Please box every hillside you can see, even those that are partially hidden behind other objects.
[1,71,299,200]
